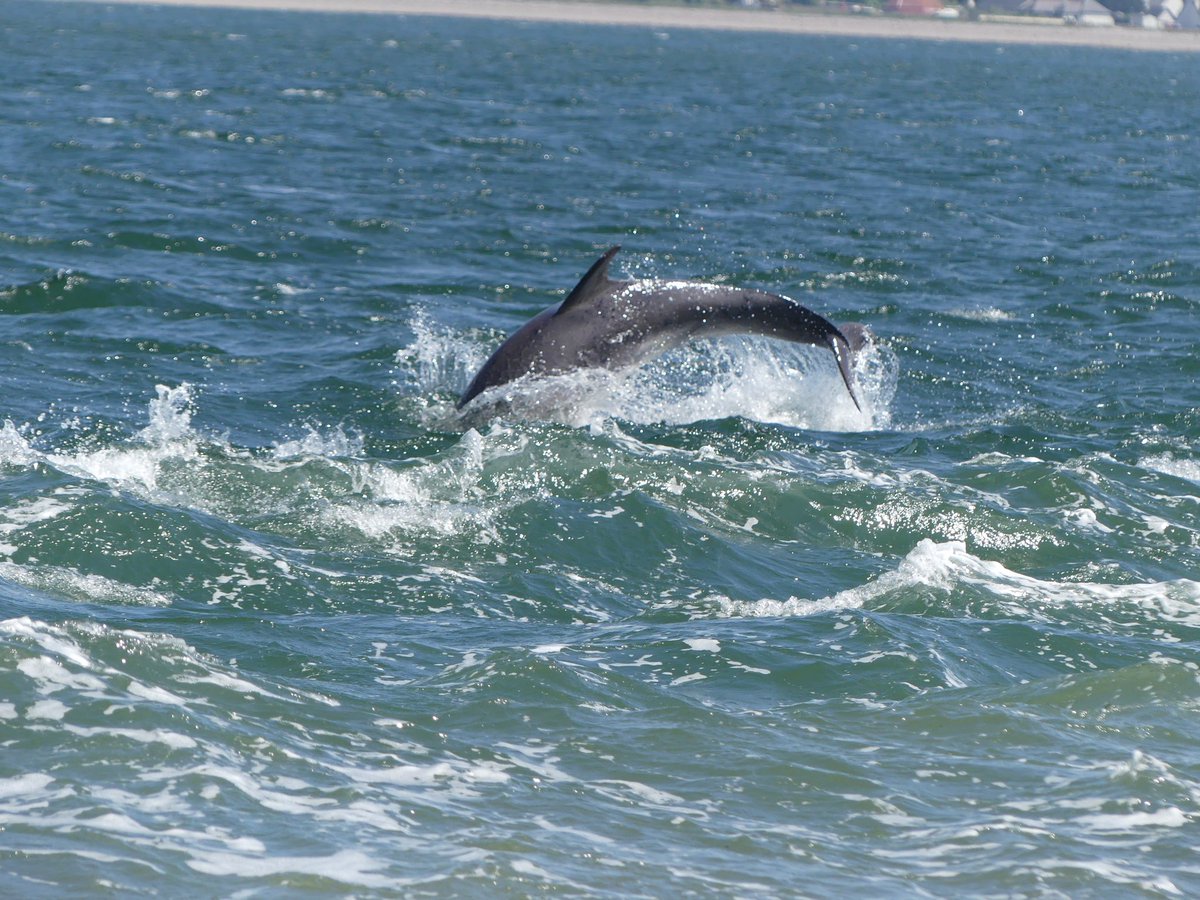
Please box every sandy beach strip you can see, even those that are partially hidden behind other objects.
[80,0,1200,51]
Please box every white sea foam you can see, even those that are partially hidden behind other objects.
[1076,807,1188,831]
[332,758,510,789]
[1,617,95,668]
[530,814,616,846]
[0,385,497,560]
[50,440,192,494]
[0,772,55,799]
[1142,454,1200,484]
[946,307,1016,322]
[39,384,201,497]
[186,848,392,888]
[592,779,716,822]
[16,655,107,694]
[63,724,197,750]
[323,429,490,540]
[0,617,509,877]
[125,680,189,707]
[0,789,351,885]
[0,616,304,715]
[0,495,72,533]
[1107,749,1185,784]
[1020,857,1182,894]
[493,741,576,785]
[719,539,1200,623]
[0,561,173,607]
[26,699,70,720]
[174,670,288,700]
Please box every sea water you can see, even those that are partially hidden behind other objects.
[2,1,1199,894]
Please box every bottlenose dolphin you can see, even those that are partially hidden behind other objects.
[459,246,870,411]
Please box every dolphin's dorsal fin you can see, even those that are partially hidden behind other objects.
[556,245,622,315]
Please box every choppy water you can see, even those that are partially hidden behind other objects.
[3,0,1200,894]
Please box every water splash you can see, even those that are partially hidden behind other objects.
[451,334,898,431]
[394,312,492,399]
[271,425,364,462]
[45,385,202,496]
[138,384,195,445]
[0,421,39,468]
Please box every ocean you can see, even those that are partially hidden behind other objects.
[2,0,1199,894]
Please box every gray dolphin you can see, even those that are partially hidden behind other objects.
[458,246,870,411]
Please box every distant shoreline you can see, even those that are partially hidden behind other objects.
[71,0,1200,51]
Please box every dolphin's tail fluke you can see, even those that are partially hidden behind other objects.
[836,322,872,355]
[827,323,872,413]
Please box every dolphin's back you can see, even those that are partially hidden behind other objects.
[458,247,868,410]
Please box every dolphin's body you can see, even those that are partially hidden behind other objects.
[458,246,869,411]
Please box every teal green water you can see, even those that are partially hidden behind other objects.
[2,0,1200,894]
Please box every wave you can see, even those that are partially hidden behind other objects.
[1142,453,1200,484]
[0,386,499,601]
[0,379,1172,625]
[0,615,502,889]
[0,269,164,314]
[721,538,1200,628]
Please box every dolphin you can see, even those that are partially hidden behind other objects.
[458,246,870,412]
